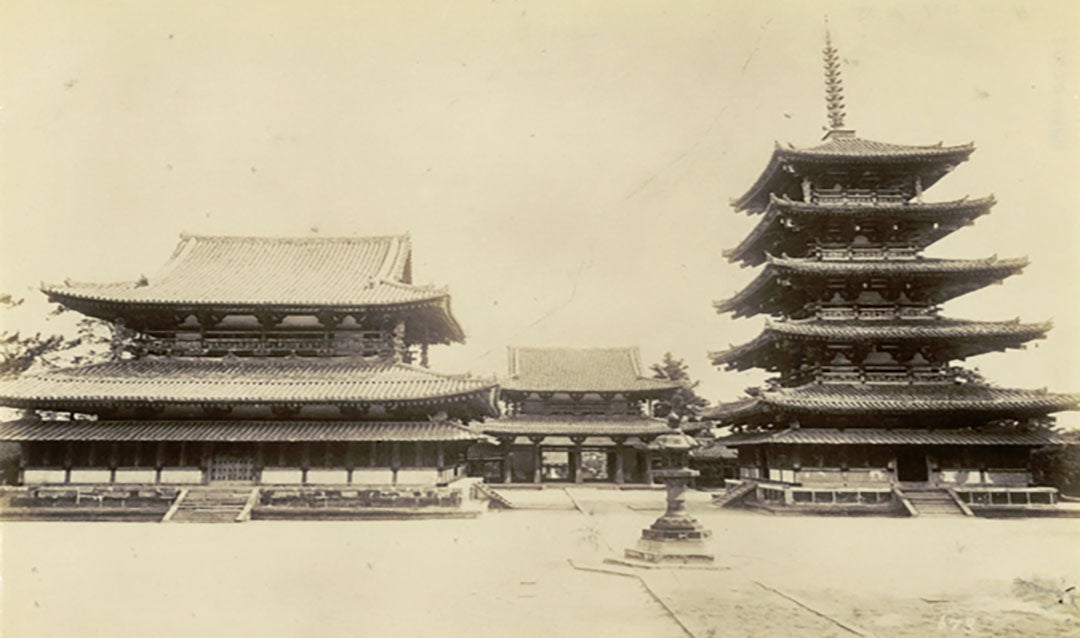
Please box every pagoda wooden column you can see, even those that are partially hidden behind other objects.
[570,436,586,484]
[611,436,627,485]
[528,436,545,484]
[436,442,445,475]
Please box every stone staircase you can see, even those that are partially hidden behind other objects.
[165,487,257,523]
[474,482,514,509]
[904,488,971,517]
[712,480,758,508]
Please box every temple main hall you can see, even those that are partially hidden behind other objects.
[0,234,497,488]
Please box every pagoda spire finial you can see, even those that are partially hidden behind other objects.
[823,18,847,130]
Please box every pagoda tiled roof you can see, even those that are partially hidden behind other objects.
[702,384,1080,421]
[0,418,484,442]
[480,415,676,438]
[0,358,498,411]
[768,194,995,216]
[726,195,995,266]
[733,132,975,212]
[717,427,1060,447]
[787,135,975,161]
[767,254,1029,276]
[715,255,1029,317]
[710,317,1051,369]
[500,347,681,395]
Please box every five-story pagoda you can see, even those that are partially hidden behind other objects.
[0,234,497,488]
[705,33,1079,513]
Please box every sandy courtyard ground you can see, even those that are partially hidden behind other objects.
[3,490,1079,637]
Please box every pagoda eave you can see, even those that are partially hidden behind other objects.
[704,385,1080,423]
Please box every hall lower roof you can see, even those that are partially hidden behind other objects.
[0,419,484,442]
[480,416,691,438]
[0,358,498,411]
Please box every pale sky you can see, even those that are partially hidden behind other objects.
[1,1,1078,423]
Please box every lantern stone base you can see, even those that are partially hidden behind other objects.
[607,513,719,570]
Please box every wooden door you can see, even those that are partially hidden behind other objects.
[210,445,255,483]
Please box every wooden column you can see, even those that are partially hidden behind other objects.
[301,442,311,484]
[499,436,514,483]
[63,442,74,484]
[570,436,586,484]
[436,442,445,470]
[155,442,165,484]
[345,442,356,476]
[109,442,119,483]
[529,436,545,484]
[644,450,655,485]
[612,437,626,485]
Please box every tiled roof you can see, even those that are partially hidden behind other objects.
[703,384,1080,420]
[770,194,995,216]
[43,234,452,309]
[725,196,995,266]
[715,256,1028,317]
[788,135,975,161]
[500,347,681,394]
[718,427,1060,447]
[690,443,738,460]
[732,132,975,212]
[0,358,497,409]
[481,416,677,438]
[0,419,483,442]
[767,255,1029,276]
[710,318,1050,369]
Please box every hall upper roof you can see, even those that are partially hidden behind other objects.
[500,347,681,396]
[42,234,465,341]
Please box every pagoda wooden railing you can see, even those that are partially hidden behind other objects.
[810,188,907,206]
[816,305,937,321]
[814,366,952,385]
[818,246,918,261]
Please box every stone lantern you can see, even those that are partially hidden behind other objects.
[617,411,716,568]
